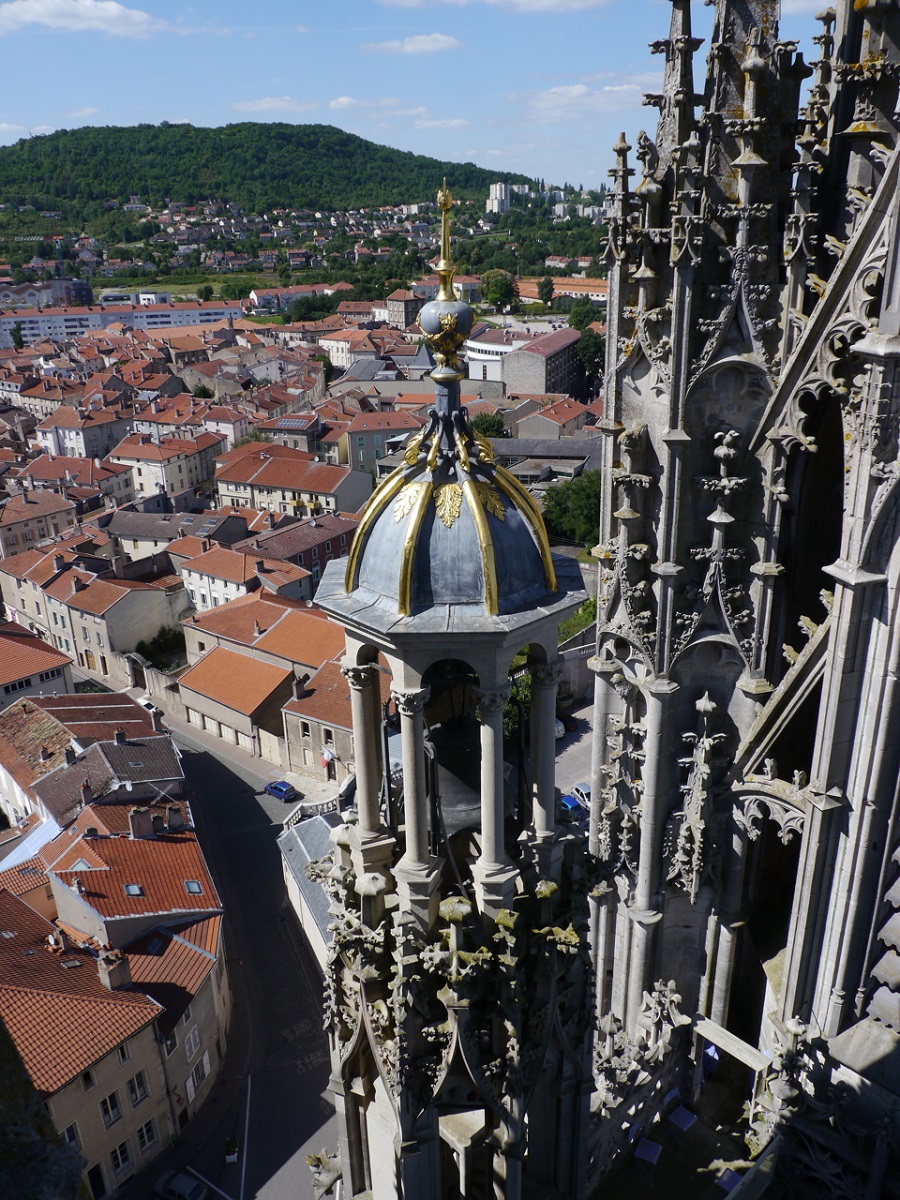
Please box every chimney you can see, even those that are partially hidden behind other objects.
[114,728,126,745]
[128,805,154,839]
[48,928,69,952]
[53,553,65,572]
[151,811,166,835]
[71,875,85,895]
[151,708,163,733]
[97,947,132,991]
[292,675,305,701]
[253,620,261,636]
[255,559,265,573]
[39,744,50,762]
[80,779,92,806]
[166,803,185,832]
[64,745,76,766]
[73,577,86,592]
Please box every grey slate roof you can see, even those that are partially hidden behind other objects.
[277,810,342,952]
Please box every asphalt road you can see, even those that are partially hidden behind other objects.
[174,730,337,1200]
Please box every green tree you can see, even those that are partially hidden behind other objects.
[196,283,213,301]
[541,470,603,545]
[577,329,605,391]
[538,275,554,306]
[9,322,23,351]
[480,269,516,310]
[193,384,214,399]
[470,412,507,439]
[232,429,273,448]
[568,299,601,331]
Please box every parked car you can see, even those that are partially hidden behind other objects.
[571,783,592,809]
[264,780,298,802]
[555,718,566,739]
[153,1172,208,1200]
[559,793,589,828]
[560,713,578,733]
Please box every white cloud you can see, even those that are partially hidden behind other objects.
[363,32,462,54]
[329,96,411,111]
[379,0,610,9]
[0,122,25,133]
[67,106,98,118]
[414,117,470,129]
[529,78,654,122]
[294,23,308,32]
[0,0,158,37]
[232,96,318,113]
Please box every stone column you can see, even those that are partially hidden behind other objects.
[626,677,678,1031]
[472,685,518,918]
[709,820,750,1025]
[342,663,381,837]
[392,687,441,927]
[530,661,562,850]
[393,687,430,867]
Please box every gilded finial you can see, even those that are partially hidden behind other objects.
[435,178,455,301]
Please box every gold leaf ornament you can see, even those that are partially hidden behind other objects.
[393,483,423,522]
[434,483,463,528]
[475,482,505,521]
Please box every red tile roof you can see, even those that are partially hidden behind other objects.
[0,626,71,686]
[51,831,220,922]
[284,658,392,731]
[178,646,292,716]
[0,890,160,1094]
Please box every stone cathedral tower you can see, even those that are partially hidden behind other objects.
[315,185,593,1200]
[590,0,900,1193]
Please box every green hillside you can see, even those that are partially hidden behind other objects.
[0,122,532,214]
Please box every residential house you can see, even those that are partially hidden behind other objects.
[214,443,372,518]
[103,508,250,567]
[107,432,224,503]
[180,546,312,610]
[177,647,295,761]
[16,454,135,508]
[282,657,393,784]
[0,491,77,558]
[516,396,591,440]
[345,410,424,472]
[36,405,134,459]
[385,289,424,330]
[232,512,358,587]
[0,623,73,712]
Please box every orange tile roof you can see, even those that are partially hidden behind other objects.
[127,914,221,1034]
[284,657,392,730]
[110,431,223,462]
[182,546,308,586]
[0,627,71,686]
[0,856,48,897]
[0,699,77,793]
[253,608,345,668]
[0,491,76,527]
[0,890,160,1094]
[51,831,220,921]
[178,646,292,716]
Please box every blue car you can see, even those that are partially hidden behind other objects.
[559,793,589,828]
[264,780,298,802]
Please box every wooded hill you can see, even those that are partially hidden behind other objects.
[0,123,533,215]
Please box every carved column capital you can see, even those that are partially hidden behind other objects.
[341,663,376,691]
[476,686,509,716]
[391,687,430,718]
[530,660,563,689]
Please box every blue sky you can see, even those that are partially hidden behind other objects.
[1,0,823,191]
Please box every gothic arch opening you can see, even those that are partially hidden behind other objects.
[771,390,843,685]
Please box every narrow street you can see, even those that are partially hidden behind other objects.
[115,708,337,1200]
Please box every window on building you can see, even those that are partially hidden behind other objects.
[81,1069,95,1092]
[123,883,143,898]
[163,1030,177,1057]
[109,1139,131,1175]
[117,1043,131,1065]
[4,678,32,695]
[188,1054,207,1096]
[323,727,334,748]
[99,1091,122,1128]
[184,1025,200,1061]
[184,880,202,895]
[136,1119,157,1155]
[127,1070,148,1107]
[62,1123,80,1150]
[182,1004,192,1025]
[301,721,310,739]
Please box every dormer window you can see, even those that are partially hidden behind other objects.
[123,883,143,897]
